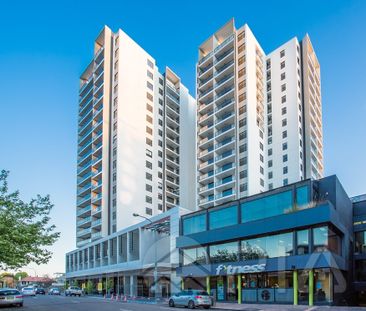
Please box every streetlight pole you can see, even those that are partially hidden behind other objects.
[133,213,159,299]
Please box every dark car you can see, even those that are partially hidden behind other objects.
[36,288,46,295]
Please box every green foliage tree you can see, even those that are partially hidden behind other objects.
[14,271,28,281]
[85,280,94,295]
[0,170,60,269]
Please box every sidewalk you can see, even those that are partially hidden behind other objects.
[211,302,366,310]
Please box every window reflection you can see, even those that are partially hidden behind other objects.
[209,242,239,263]
[241,232,293,259]
[183,213,206,235]
[297,230,309,255]
[241,191,293,223]
[355,231,366,254]
[183,247,207,265]
[313,226,341,255]
[209,205,237,230]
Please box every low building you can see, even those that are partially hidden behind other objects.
[66,207,188,297]
[177,175,354,306]
[19,276,54,288]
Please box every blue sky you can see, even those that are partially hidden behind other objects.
[0,0,365,275]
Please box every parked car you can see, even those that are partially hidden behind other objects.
[36,287,46,295]
[65,286,82,297]
[21,287,36,296]
[168,290,211,309]
[0,288,24,307]
[48,288,61,295]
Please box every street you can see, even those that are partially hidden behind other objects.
[1,295,366,311]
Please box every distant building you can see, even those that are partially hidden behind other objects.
[19,276,54,288]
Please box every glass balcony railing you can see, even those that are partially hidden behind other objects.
[216,176,234,187]
[215,149,234,161]
[91,231,102,240]
[76,206,91,216]
[215,163,235,174]
[77,216,91,226]
[216,124,234,136]
[215,48,234,64]
[77,228,91,237]
[216,189,235,199]
[91,219,102,227]
[77,194,91,205]
[215,98,235,112]
[215,137,234,149]
[215,60,234,76]
[77,172,92,185]
[215,86,234,99]
[216,74,234,87]
[215,111,234,124]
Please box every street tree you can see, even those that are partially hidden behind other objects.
[0,170,60,269]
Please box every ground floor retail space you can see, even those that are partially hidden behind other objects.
[182,268,339,305]
[67,270,180,298]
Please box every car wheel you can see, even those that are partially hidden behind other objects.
[78,294,81,297]
[203,306,210,309]
[188,300,195,309]
[169,299,175,307]
[18,303,24,307]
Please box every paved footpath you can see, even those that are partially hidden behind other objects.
[1,295,365,311]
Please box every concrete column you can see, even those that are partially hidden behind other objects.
[206,276,210,295]
[237,275,241,304]
[130,275,135,297]
[293,270,298,305]
[309,270,314,306]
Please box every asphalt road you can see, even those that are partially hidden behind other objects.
[1,295,366,311]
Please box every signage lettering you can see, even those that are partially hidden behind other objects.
[215,263,266,275]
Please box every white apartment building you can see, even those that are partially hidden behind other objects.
[197,19,323,209]
[76,26,196,248]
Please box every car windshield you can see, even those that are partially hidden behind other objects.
[0,290,20,296]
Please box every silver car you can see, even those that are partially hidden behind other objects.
[169,290,211,309]
[0,288,24,307]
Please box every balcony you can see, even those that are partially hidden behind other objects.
[215,86,234,101]
[79,96,94,118]
[91,193,102,204]
[215,48,234,65]
[215,176,235,189]
[77,228,91,238]
[198,51,213,65]
[198,170,214,181]
[198,110,214,125]
[77,206,91,217]
[199,86,214,100]
[166,92,180,106]
[199,183,214,194]
[215,137,234,150]
[215,149,235,165]
[216,124,234,138]
[91,231,102,240]
[91,218,102,228]
[91,206,102,215]
[215,60,234,77]
[77,239,91,248]
[198,63,213,77]
[215,163,235,176]
[215,73,234,88]
[79,77,93,95]
[216,189,236,200]
[77,171,92,186]
[77,194,91,207]
[198,123,214,136]
[77,216,91,227]
[215,111,235,126]
[198,75,214,88]
[198,146,214,159]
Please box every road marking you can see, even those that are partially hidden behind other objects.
[120,309,133,311]
[306,307,318,311]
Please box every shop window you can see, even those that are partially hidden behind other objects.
[296,229,309,255]
[209,242,239,263]
[241,232,293,260]
[182,247,207,265]
[313,226,341,255]
[209,205,238,230]
[355,231,366,254]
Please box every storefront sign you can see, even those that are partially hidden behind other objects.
[216,263,266,275]
[97,282,103,291]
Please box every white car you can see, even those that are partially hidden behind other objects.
[65,286,83,297]
[22,287,36,296]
